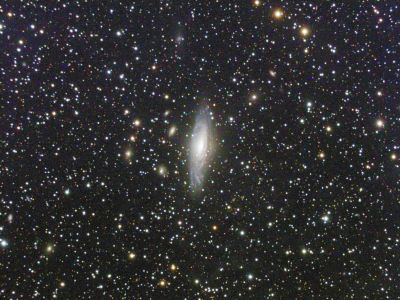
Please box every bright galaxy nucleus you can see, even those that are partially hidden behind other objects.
[189,107,212,191]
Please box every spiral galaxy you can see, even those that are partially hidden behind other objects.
[189,108,212,191]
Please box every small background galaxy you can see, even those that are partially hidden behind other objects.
[1,1,400,299]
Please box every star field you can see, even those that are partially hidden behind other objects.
[1,1,400,299]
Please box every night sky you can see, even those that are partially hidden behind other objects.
[1,1,400,299]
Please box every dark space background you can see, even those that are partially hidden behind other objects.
[0,1,400,299]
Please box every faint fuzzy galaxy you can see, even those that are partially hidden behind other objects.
[1,1,400,299]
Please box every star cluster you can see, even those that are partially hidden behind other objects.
[1,1,400,299]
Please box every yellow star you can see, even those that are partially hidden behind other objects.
[273,8,284,19]
[300,26,310,37]
[253,0,261,7]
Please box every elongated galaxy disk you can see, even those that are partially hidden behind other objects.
[189,107,212,191]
